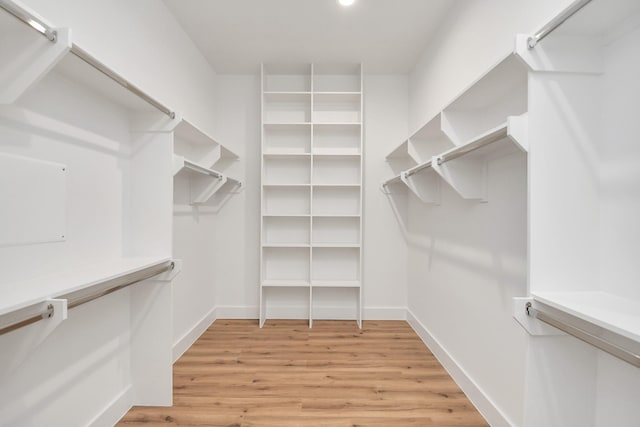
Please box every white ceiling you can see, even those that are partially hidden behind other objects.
[163,0,456,74]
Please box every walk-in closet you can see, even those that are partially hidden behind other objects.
[1,0,638,426]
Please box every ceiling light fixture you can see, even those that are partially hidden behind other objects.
[338,0,356,7]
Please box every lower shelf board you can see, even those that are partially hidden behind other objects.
[262,280,311,288]
[311,280,361,288]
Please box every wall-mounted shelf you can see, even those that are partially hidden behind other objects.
[172,119,241,210]
[432,116,527,201]
[382,113,527,202]
[532,291,640,343]
[0,256,172,320]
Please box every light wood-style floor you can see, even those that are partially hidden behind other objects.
[119,320,488,426]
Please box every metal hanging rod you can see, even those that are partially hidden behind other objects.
[382,174,402,188]
[404,159,433,179]
[0,0,56,42]
[70,45,176,119]
[527,0,593,49]
[437,124,508,166]
[0,304,55,336]
[0,261,174,337]
[526,303,640,368]
[184,159,223,179]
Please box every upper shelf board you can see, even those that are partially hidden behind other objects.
[533,291,640,343]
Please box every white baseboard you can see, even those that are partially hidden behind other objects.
[172,307,217,363]
[406,309,513,427]
[216,305,259,319]
[88,385,133,427]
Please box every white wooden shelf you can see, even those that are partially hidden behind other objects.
[381,114,527,202]
[263,243,310,248]
[532,292,640,343]
[263,214,311,218]
[264,91,311,95]
[263,183,311,188]
[312,214,361,218]
[311,280,361,288]
[263,122,312,126]
[262,280,311,288]
[312,152,361,158]
[0,257,171,317]
[312,183,360,188]
[312,243,360,248]
[263,153,311,158]
[173,118,241,210]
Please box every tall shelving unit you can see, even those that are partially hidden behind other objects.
[260,63,363,328]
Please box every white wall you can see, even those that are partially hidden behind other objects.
[211,75,260,317]
[212,74,408,319]
[409,0,574,132]
[362,75,409,317]
[403,1,575,426]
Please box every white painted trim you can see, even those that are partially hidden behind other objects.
[87,385,133,427]
[216,305,259,319]
[406,308,513,427]
[172,307,217,363]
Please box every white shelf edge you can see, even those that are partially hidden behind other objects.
[263,122,312,126]
[262,214,311,218]
[312,243,361,248]
[263,183,311,188]
[263,91,311,95]
[262,244,311,248]
[262,280,311,288]
[312,152,361,157]
[532,291,640,343]
[312,184,361,188]
[263,153,312,158]
[312,214,360,218]
[311,280,361,288]
[0,256,172,317]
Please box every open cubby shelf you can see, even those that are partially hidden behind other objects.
[260,63,362,328]
[383,110,528,202]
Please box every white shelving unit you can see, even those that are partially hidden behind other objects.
[382,55,528,203]
[173,119,241,211]
[260,63,363,328]
[510,1,640,423]
[0,8,180,411]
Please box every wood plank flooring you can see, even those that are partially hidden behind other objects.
[118,320,488,426]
